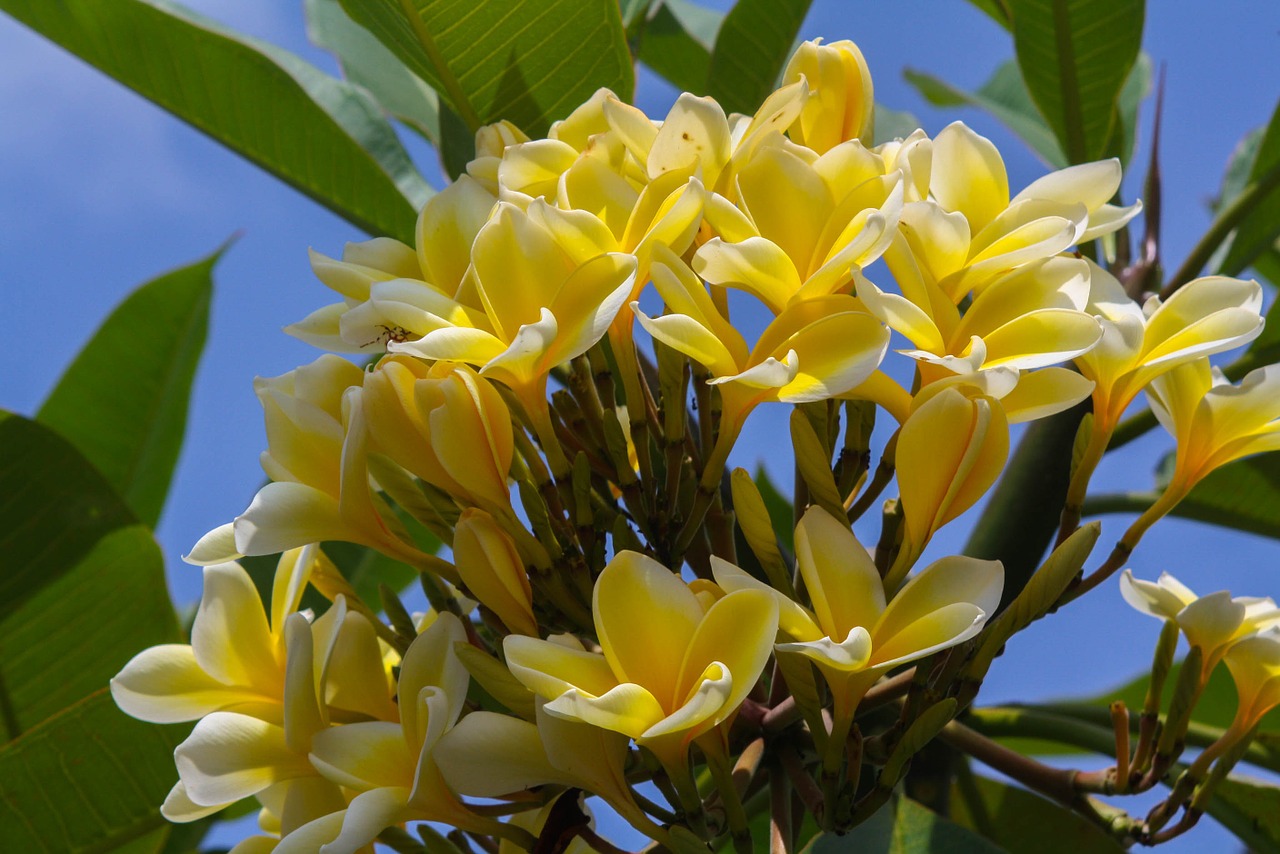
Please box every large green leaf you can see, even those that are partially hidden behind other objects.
[1008,0,1143,163]
[37,250,221,528]
[805,794,1002,853]
[636,0,725,95]
[336,0,634,138]
[1218,100,1280,278]
[0,690,187,852]
[0,0,426,242]
[753,465,795,555]
[0,413,184,849]
[306,0,442,143]
[706,0,812,116]
[949,773,1123,853]
[1210,775,1280,852]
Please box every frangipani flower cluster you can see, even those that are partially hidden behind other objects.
[113,33,1279,853]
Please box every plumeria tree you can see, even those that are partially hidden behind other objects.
[3,1,1280,853]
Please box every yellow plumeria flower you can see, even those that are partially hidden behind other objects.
[886,122,1139,302]
[893,386,1009,588]
[692,142,903,314]
[1064,267,1264,519]
[186,356,427,567]
[1147,361,1280,500]
[783,38,875,152]
[361,355,514,515]
[1121,570,1280,682]
[635,248,890,459]
[391,200,637,470]
[1223,628,1280,737]
[290,613,509,853]
[504,550,778,772]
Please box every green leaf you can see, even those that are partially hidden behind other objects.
[1218,100,1280,278]
[1104,52,1151,166]
[950,773,1124,853]
[706,0,812,115]
[1209,774,1280,852]
[337,0,634,137]
[805,794,1003,853]
[637,1,721,94]
[966,0,1013,31]
[0,0,425,242]
[873,103,922,146]
[37,250,222,528]
[0,690,188,852]
[0,413,184,849]
[1008,0,1144,163]
[904,60,1066,167]
[305,0,441,143]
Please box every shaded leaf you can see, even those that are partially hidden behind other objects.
[1008,0,1143,163]
[1209,774,1280,852]
[38,250,222,528]
[1104,52,1151,166]
[706,0,812,115]
[306,0,441,143]
[337,0,634,137]
[637,0,721,94]
[904,61,1066,167]
[949,773,1124,853]
[0,690,187,852]
[805,794,1003,853]
[1218,100,1280,278]
[754,465,795,555]
[966,0,1013,31]
[0,0,427,241]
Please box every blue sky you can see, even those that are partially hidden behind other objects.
[3,1,1278,849]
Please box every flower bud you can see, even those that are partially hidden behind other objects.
[362,356,514,511]
[783,39,875,152]
[453,508,537,636]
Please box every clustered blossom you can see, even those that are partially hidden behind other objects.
[114,35,1276,852]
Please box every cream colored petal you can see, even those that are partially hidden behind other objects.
[979,309,1102,370]
[795,507,884,640]
[435,711,575,796]
[111,644,263,724]
[930,121,1009,233]
[633,307,743,380]
[602,95,659,165]
[160,780,229,823]
[309,721,414,792]
[282,614,324,752]
[874,555,1003,650]
[479,307,558,387]
[1143,277,1263,354]
[649,93,731,183]
[185,523,243,566]
[676,589,778,719]
[273,811,348,854]
[712,353,798,390]
[233,482,342,557]
[703,190,760,242]
[398,613,469,740]
[709,557,822,641]
[777,627,874,673]
[504,635,621,700]
[545,252,638,365]
[498,139,579,198]
[1011,159,1121,211]
[870,602,987,670]
[228,837,282,854]
[777,312,891,403]
[286,302,373,355]
[594,550,704,707]
[854,275,945,353]
[323,611,398,722]
[271,546,317,637]
[736,146,831,269]
[1178,591,1246,654]
[650,245,748,362]
[319,787,413,854]
[191,563,279,690]
[998,368,1095,423]
[1078,200,1142,243]
[1118,569,1194,620]
[958,256,1092,337]
[472,203,573,339]
[894,200,971,285]
[417,174,497,295]
[544,682,668,740]
[453,509,537,636]
[694,236,804,314]
[527,200,620,264]
[176,713,313,807]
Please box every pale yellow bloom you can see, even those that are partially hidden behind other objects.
[186,356,427,567]
[893,386,1009,587]
[1121,570,1280,680]
[288,614,504,853]
[1223,628,1280,734]
[504,550,778,771]
[783,38,875,152]
[714,507,1002,715]
[634,247,890,440]
[1147,360,1280,498]
[692,142,902,314]
[453,508,537,636]
[361,355,514,513]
